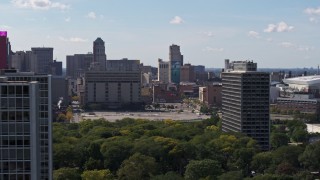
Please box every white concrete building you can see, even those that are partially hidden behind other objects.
[283,75,320,92]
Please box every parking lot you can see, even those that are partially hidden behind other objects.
[79,110,210,122]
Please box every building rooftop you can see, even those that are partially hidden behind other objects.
[283,75,320,85]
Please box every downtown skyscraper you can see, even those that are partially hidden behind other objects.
[169,44,183,84]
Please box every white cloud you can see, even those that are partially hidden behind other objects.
[59,37,88,42]
[203,47,224,52]
[65,17,71,22]
[11,0,69,10]
[86,12,96,19]
[248,31,260,38]
[170,16,184,24]
[304,7,320,16]
[264,21,294,33]
[279,42,294,48]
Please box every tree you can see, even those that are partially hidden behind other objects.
[53,167,81,180]
[217,171,243,180]
[272,146,304,168]
[184,159,222,180]
[151,171,184,180]
[276,162,296,175]
[299,141,320,171]
[117,153,158,180]
[81,169,114,180]
[232,148,255,174]
[84,158,104,170]
[292,127,308,142]
[271,133,289,148]
[100,138,133,172]
[249,174,293,180]
[66,111,73,122]
[56,113,67,122]
[251,152,273,174]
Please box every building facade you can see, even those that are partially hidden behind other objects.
[199,84,222,108]
[10,51,38,73]
[106,58,140,72]
[66,53,93,79]
[0,31,9,69]
[50,60,62,76]
[0,79,41,180]
[85,59,141,109]
[158,59,170,83]
[0,71,52,179]
[85,71,141,109]
[93,38,106,71]
[169,44,183,84]
[180,64,195,82]
[222,61,270,150]
[31,48,53,74]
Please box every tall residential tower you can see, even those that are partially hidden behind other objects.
[221,61,270,150]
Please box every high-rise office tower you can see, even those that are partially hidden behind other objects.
[50,60,62,76]
[157,59,170,83]
[0,78,41,180]
[169,44,183,84]
[9,51,37,72]
[0,71,52,179]
[0,31,8,69]
[93,38,106,71]
[31,48,53,74]
[221,61,270,150]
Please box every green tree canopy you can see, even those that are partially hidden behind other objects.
[81,169,114,180]
[184,159,222,180]
[117,153,158,180]
[53,167,81,180]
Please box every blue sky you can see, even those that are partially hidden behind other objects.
[1,0,320,68]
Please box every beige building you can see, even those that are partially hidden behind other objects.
[85,71,141,108]
[158,58,170,83]
[199,84,222,107]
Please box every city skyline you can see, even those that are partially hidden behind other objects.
[1,0,320,68]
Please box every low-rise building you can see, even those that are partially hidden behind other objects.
[199,84,222,108]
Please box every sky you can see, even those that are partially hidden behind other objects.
[0,0,320,68]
